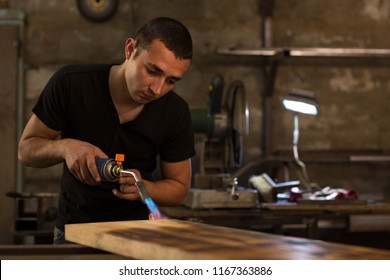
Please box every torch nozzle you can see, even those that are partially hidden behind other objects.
[119,170,150,202]
[119,170,140,181]
[119,169,163,220]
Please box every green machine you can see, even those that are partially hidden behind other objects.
[184,75,259,208]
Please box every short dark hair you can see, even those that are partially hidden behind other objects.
[134,17,193,60]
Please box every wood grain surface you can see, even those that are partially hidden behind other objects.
[65,219,390,260]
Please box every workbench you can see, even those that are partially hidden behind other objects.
[0,244,127,260]
[161,201,390,242]
[1,218,389,260]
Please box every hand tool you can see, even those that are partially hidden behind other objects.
[95,154,163,219]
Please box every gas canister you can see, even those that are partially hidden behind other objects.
[95,154,124,182]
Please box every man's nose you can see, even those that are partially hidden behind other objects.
[149,78,165,96]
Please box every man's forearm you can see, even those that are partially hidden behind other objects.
[143,178,190,206]
[18,137,67,168]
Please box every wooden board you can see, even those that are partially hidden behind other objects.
[65,219,390,260]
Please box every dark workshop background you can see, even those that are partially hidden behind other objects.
[1,0,390,245]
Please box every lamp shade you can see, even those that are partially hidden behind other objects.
[280,89,319,116]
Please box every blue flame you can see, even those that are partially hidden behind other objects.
[144,197,162,220]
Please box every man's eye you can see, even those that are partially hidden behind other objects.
[146,68,159,76]
[167,79,177,85]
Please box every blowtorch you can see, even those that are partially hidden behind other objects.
[95,154,150,200]
[95,154,162,219]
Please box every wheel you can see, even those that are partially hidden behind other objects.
[224,80,249,169]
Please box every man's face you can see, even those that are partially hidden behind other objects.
[124,39,191,104]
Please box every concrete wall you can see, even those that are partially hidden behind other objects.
[0,0,389,244]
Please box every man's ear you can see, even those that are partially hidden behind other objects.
[125,38,137,59]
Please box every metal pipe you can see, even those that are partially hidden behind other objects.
[0,9,25,193]
[120,170,140,181]
[258,0,275,157]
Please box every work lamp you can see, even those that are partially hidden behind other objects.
[280,89,319,189]
[280,89,319,116]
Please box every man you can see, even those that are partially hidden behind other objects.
[18,17,195,243]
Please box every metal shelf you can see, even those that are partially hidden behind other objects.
[216,47,390,156]
[217,47,390,58]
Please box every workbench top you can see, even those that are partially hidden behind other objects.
[261,201,390,213]
[0,244,127,260]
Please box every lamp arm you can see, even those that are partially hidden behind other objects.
[293,112,299,145]
[293,113,310,189]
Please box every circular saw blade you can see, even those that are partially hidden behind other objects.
[224,80,249,169]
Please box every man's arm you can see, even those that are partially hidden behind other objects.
[18,114,107,185]
[115,159,192,206]
[18,114,64,167]
[152,159,191,205]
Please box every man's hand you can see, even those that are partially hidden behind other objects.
[62,139,107,185]
[113,169,142,200]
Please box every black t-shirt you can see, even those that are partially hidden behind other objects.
[33,64,196,230]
